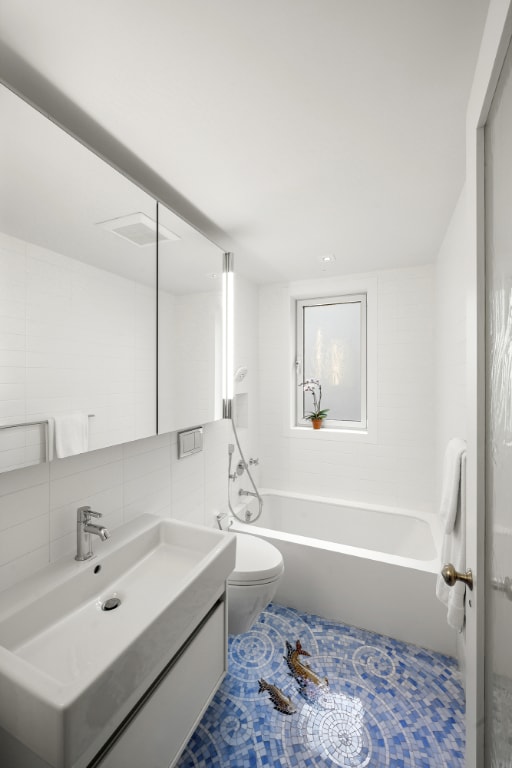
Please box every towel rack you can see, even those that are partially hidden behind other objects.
[0,415,95,463]
[0,415,95,431]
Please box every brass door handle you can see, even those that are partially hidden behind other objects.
[441,563,473,591]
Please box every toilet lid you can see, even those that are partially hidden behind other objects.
[229,534,284,586]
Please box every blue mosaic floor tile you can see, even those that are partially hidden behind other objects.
[177,604,465,767]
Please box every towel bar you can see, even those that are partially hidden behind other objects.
[0,415,95,463]
[0,415,95,431]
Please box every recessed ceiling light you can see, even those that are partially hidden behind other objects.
[318,253,336,264]
[97,212,180,246]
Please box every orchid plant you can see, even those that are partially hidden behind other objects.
[298,378,329,421]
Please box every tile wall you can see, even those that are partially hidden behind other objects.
[258,265,436,512]
[0,420,230,593]
[0,238,467,592]
[433,185,469,671]
[435,187,468,495]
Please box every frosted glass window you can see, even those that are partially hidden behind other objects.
[296,294,367,429]
[484,34,512,767]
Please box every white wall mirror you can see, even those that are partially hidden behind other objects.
[157,203,224,434]
[0,84,157,472]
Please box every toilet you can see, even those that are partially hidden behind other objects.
[227,533,284,634]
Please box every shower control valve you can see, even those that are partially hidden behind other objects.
[249,457,259,466]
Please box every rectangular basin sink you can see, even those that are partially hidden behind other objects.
[0,514,236,767]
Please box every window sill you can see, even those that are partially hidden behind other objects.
[286,425,377,443]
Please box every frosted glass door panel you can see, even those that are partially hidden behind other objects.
[485,35,512,768]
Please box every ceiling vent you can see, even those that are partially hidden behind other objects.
[97,212,180,246]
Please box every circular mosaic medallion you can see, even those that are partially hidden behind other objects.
[352,645,396,678]
[220,711,252,746]
[295,692,372,768]
[229,627,280,683]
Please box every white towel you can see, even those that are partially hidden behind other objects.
[53,413,89,458]
[439,438,466,534]
[436,452,466,632]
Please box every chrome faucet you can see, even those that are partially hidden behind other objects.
[75,506,110,561]
[238,488,258,498]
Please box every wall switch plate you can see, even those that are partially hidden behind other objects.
[178,427,203,459]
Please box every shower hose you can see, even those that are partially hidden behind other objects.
[227,415,263,524]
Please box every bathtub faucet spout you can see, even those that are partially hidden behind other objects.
[239,488,258,498]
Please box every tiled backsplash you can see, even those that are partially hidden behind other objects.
[0,420,230,593]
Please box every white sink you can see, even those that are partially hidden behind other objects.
[0,514,236,768]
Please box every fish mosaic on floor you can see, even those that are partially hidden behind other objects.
[177,603,466,768]
[284,639,329,700]
[258,638,327,716]
[258,678,297,715]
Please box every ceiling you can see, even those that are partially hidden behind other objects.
[0,0,489,283]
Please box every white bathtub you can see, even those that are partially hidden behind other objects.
[230,490,456,656]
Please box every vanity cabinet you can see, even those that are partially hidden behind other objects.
[92,600,226,768]
[0,599,227,768]
[0,516,235,768]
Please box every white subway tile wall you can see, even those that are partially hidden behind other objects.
[0,253,462,593]
[258,266,436,511]
[0,421,228,593]
[435,188,468,498]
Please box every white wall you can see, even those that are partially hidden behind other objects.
[258,265,436,512]
[434,187,468,497]
[0,419,230,593]
[433,185,468,672]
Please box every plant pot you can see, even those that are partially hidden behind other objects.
[311,418,323,430]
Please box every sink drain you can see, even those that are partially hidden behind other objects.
[102,597,121,611]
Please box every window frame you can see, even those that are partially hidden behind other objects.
[295,293,367,430]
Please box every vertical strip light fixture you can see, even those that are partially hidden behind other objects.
[222,252,234,419]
